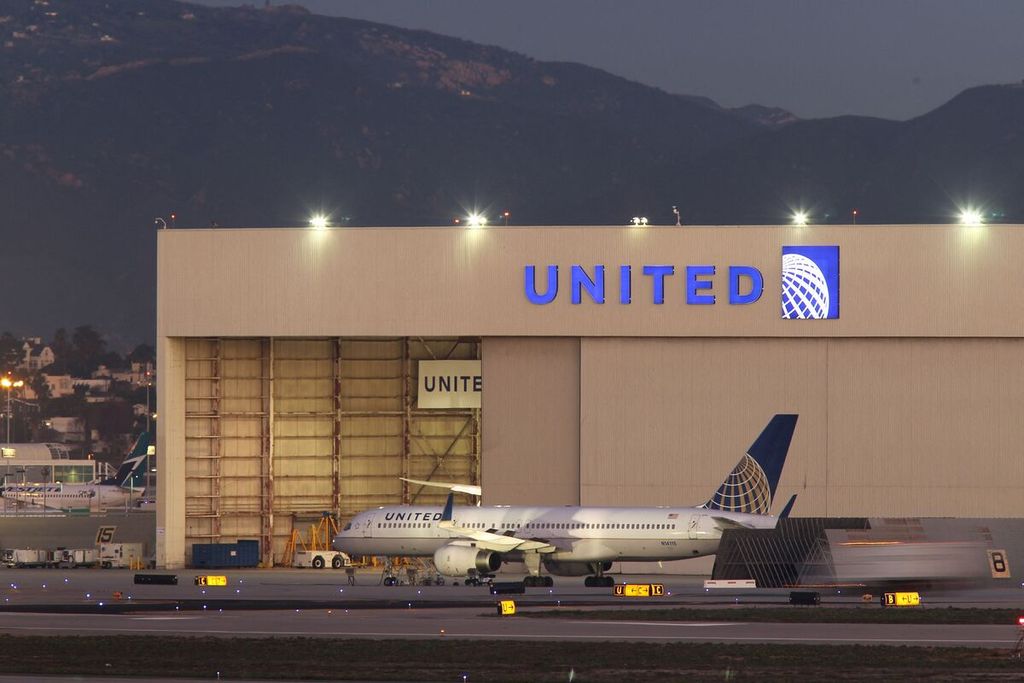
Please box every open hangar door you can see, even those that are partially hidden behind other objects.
[183,337,480,566]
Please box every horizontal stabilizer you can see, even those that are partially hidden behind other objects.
[709,516,757,531]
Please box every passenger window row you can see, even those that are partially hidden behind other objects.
[375,521,679,530]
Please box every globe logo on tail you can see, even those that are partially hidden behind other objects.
[781,246,840,319]
[704,453,772,515]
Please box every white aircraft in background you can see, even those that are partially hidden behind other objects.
[0,432,151,511]
[334,415,798,586]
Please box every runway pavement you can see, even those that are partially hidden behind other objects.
[0,606,1021,648]
[0,567,1022,608]
[0,567,1021,648]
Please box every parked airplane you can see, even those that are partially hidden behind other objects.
[0,432,151,511]
[334,415,798,586]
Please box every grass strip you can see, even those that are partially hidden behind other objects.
[0,635,1022,682]
[525,606,1024,625]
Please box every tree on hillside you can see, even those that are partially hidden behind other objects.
[0,332,20,372]
[72,325,105,362]
[97,350,125,370]
[61,324,106,376]
[86,401,134,442]
[48,327,70,374]
[28,373,50,403]
[129,343,155,365]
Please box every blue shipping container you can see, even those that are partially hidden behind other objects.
[191,540,260,568]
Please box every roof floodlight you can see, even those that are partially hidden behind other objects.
[466,213,487,227]
[309,214,329,229]
[958,208,984,226]
[791,211,809,226]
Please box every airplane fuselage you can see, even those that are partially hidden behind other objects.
[334,503,774,564]
[0,484,145,511]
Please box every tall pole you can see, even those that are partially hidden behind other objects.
[145,374,152,498]
[2,378,23,443]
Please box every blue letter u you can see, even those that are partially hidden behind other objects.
[525,265,559,304]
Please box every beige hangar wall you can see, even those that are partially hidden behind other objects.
[481,337,580,505]
[157,225,1024,568]
[572,337,1024,517]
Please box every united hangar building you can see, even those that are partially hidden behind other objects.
[156,225,1024,568]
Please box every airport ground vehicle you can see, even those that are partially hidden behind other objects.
[99,542,144,568]
[54,548,99,568]
[1,548,49,568]
[292,549,351,569]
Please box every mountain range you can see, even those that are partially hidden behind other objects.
[2,0,1023,342]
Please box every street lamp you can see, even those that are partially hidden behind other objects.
[1,377,24,443]
[145,371,152,432]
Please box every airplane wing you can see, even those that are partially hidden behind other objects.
[437,493,556,554]
[401,477,482,497]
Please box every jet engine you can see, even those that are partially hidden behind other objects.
[433,544,502,576]
[542,559,613,576]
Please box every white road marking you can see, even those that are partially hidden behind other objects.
[584,621,738,627]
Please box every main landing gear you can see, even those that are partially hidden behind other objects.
[584,562,615,588]
[460,574,494,587]
[521,553,553,587]
[453,569,494,587]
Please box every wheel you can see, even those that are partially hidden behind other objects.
[435,576,445,586]
[584,576,596,587]
[383,576,396,586]
[452,581,460,586]
[331,555,344,569]
[312,555,325,569]
[603,576,615,587]
[544,576,554,587]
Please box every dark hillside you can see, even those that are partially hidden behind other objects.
[0,0,1021,340]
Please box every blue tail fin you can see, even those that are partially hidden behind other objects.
[441,493,454,522]
[102,432,151,489]
[701,414,798,515]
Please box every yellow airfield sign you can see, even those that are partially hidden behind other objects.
[613,583,665,597]
[881,591,920,607]
[194,575,228,587]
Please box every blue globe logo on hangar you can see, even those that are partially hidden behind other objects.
[781,245,840,319]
